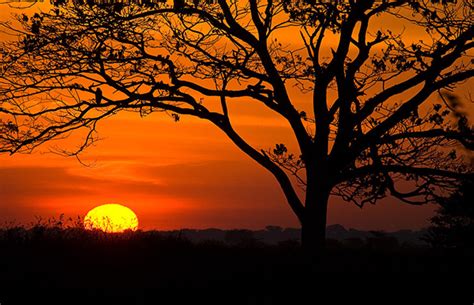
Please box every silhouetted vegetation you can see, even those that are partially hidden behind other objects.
[0,218,473,304]
[423,181,474,249]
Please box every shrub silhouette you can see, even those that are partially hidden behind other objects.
[424,181,474,249]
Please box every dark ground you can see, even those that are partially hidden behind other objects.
[0,227,473,305]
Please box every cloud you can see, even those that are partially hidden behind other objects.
[0,160,294,227]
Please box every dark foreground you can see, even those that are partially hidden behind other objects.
[0,227,473,305]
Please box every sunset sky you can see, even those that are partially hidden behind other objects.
[2,1,471,232]
[0,110,437,231]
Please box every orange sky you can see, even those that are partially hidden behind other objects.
[1,2,461,231]
[0,111,436,231]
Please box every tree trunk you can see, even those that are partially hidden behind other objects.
[301,187,330,252]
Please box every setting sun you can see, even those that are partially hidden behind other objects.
[84,204,139,233]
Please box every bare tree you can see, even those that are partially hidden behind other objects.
[0,0,473,249]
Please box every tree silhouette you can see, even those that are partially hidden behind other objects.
[423,179,474,249]
[0,0,473,249]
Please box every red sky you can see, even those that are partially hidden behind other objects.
[0,110,437,231]
[1,2,465,231]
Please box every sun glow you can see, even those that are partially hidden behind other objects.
[84,204,139,233]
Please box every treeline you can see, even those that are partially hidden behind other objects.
[0,223,425,250]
